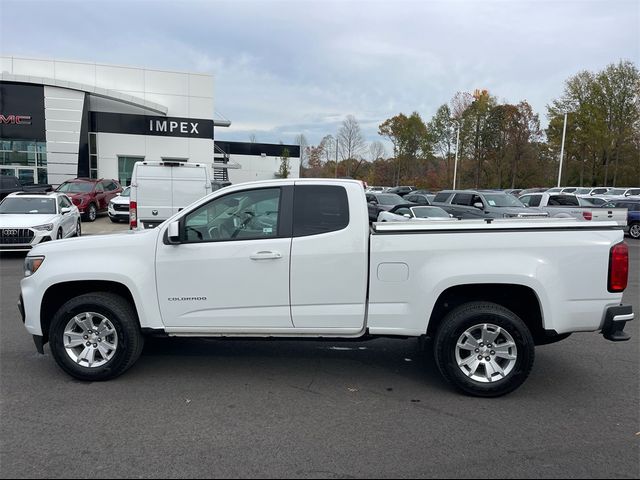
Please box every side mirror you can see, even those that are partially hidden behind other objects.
[167,221,181,244]
[368,201,377,205]
[473,202,484,209]
[449,214,454,218]
[61,207,71,215]
[116,192,121,196]
[403,214,411,218]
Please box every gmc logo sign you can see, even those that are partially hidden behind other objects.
[0,115,32,125]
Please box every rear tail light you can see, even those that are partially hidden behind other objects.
[582,211,593,221]
[130,201,137,229]
[608,242,629,292]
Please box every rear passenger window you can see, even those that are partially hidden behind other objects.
[293,185,349,237]
[452,193,473,206]
[526,195,541,207]
[549,195,579,206]
[433,192,451,203]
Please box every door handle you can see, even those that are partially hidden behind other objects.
[250,251,282,260]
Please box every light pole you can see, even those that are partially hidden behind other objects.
[557,112,568,187]
[452,122,460,189]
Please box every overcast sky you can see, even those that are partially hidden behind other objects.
[1,0,638,150]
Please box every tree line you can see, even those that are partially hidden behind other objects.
[297,60,639,189]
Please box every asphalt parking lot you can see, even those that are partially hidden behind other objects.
[0,222,638,479]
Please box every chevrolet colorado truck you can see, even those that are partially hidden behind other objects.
[19,179,634,397]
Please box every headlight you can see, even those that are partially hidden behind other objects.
[24,256,45,277]
[33,223,54,231]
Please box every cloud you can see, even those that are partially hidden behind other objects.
[1,0,638,146]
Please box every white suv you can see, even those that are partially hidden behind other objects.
[0,192,81,251]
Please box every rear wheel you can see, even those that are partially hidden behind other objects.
[49,293,144,381]
[629,222,640,240]
[434,301,535,397]
[75,220,82,237]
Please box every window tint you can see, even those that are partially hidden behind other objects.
[61,196,72,208]
[592,188,609,195]
[293,185,349,237]
[103,181,118,192]
[628,189,640,196]
[452,193,473,206]
[433,192,452,203]
[95,183,104,193]
[548,195,579,206]
[395,208,411,216]
[520,195,540,207]
[366,194,377,204]
[184,188,281,243]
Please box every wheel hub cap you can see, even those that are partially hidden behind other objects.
[63,312,118,368]
[455,323,518,383]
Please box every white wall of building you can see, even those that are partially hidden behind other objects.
[96,133,214,180]
[44,86,85,186]
[1,56,214,118]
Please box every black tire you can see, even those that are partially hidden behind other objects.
[75,220,82,237]
[434,301,535,397]
[56,229,63,240]
[629,222,640,240]
[109,216,119,223]
[85,203,97,222]
[49,292,144,381]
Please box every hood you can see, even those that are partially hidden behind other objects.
[30,228,156,255]
[0,214,58,228]
[110,195,130,206]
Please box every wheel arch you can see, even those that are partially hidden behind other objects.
[426,283,555,345]
[40,281,140,344]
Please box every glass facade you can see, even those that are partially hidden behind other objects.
[118,156,144,187]
[0,139,48,185]
[88,133,98,179]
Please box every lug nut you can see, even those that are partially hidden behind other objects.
[478,355,483,360]
[485,356,491,361]
[83,335,88,339]
[480,343,484,347]
[488,344,493,348]
[93,344,98,348]
[98,338,102,342]
[86,342,91,346]
[491,351,495,355]
[475,349,479,353]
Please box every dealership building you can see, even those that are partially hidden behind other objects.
[0,56,300,187]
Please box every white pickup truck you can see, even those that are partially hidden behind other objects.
[518,192,628,225]
[19,179,634,397]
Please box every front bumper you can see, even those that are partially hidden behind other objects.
[602,304,634,341]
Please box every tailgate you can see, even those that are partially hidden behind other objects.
[591,208,628,226]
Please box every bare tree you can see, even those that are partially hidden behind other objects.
[295,134,309,167]
[338,115,366,176]
[369,141,386,161]
[249,133,257,143]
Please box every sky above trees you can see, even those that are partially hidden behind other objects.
[1,0,638,146]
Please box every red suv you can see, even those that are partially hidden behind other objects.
[56,178,122,222]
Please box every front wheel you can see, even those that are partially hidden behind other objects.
[629,222,640,240]
[85,203,97,222]
[434,301,535,397]
[48,293,144,381]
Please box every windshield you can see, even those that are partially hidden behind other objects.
[482,194,525,208]
[0,197,56,214]
[574,188,591,194]
[57,182,93,193]
[547,188,562,193]
[412,206,449,218]
[377,194,405,205]
[121,186,131,197]
[609,189,626,195]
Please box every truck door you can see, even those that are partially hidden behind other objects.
[289,183,368,330]
[156,185,294,329]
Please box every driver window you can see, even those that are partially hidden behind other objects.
[184,188,281,243]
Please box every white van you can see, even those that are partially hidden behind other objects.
[130,161,212,230]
